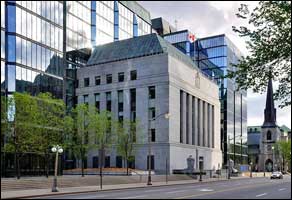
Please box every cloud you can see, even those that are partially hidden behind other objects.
[140,1,291,129]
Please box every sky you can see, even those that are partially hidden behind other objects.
[139,1,291,129]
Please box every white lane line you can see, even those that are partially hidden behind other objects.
[120,195,146,199]
[199,188,214,192]
[256,193,267,197]
[143,189,170,193]
[166,189,190,194]
[279,188,286,191]
[72,195,106,199]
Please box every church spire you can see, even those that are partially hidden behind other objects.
[263,78,277,127]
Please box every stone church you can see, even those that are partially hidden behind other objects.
[258,78,282,172]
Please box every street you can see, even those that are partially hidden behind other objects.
[29,176,291,199]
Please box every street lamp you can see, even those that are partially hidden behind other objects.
[250,162,253,178]
[147,112,170,186]
[272,146,275,172]
[51,145,63,192]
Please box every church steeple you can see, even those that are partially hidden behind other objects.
[263,78,277,127]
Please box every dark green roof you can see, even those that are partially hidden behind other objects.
[87,33,199,71]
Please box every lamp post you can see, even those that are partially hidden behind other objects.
[250,162,253,178]
[51,145,63,192]
[272,146,275,172]
[147,112,170,186]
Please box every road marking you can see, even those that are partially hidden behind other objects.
[174,181,279,199]
[199,188,214,192]
[279,188,286,191]
[256,193,267,197]
[120,195,146,199]
[166,189,190,194]
[72,195,106,199]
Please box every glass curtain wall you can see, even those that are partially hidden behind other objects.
[195,35,248,166]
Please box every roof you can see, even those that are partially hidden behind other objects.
[120,1,151,24]
[87,33,200,72]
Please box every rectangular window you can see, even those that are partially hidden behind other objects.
[118,90,123,112]
[84,77,90,87]
[151,129,156,142]
[95,93,100,112]
[149,107,155,119]
[149,86,155,99]
[106,74,112,84]
[130,70,137,80]
[147,155,154,170]
[83,95,89,105]
[95,76,101,85]
[106,92,111,111]
[118,72,124,82]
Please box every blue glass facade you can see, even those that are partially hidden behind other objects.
[1,1,151,99]
[195,35,248,165]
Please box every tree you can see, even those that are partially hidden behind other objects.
[116,119,140,175]
[228,1,291,108]
[274,140,291,172]
[34,92,65,177]
[3,93,39,179]
[88,107,116,189]
[69,103,90,177]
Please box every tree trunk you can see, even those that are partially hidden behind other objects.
[45,153,49,178]
[126,159,129,176]
[81,148,85,177]
[16,152,20,179]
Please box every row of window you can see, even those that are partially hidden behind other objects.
[81,70,137,87]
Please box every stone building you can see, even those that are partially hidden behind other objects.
[258,79,282,172]
[76,33,222,173]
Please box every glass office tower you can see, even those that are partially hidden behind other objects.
[162,30,248,167]
[194,35,248,166]
[1,0,151,177]
[1,1,151,99]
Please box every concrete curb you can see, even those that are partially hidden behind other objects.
[2,177,253,199]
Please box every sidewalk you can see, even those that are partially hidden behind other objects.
[1,176,249,199]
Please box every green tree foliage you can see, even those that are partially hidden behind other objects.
[116,119,140,175]
[88,108,115,159]
[2,92,66,178]
[274,140,291,172]
[229,1,291,108]
[65,103,91,177]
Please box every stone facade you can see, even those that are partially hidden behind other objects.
[76,51,222,173]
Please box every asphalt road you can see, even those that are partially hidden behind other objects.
[30,176,291,199]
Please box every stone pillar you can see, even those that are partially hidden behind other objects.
[182,92,187,144]
[199,99,204,146]
[194,97,198,146]
[188,94,192,145]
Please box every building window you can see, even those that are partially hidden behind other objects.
[267,131,272,140]
[130,70,137,80]
[84,78,90,87]
[116,156,123,168]
[106,74,112,84]
[130,88,136,121]
[95,76,101,85]
[147,155,154,170]
[118,90,123,112]
[83,95,89,105]
[118,72,124,82]
[149,107,155,119]
[151,129,156,142]
[76,80,79,88]
[106,92,111,111]
[149,86,155,99]
[95,93,100,112]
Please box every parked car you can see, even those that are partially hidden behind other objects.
[270,171,283,179]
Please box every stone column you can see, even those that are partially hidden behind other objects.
[182,92,187,144]
[188,94,193,145]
